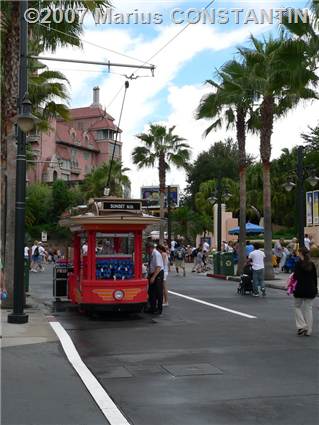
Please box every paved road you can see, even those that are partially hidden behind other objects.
[31,266,319,425]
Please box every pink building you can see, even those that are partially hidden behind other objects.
[27,87,122,183]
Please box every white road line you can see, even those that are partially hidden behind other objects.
[168,290,257,319]
[49,321,131,425]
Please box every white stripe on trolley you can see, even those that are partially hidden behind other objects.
[49,321,131,425]
[168,290,257,319]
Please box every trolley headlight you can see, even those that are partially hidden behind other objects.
[113,290,124,300]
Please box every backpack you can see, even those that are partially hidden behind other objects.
[34,246,39,257]
[176,249,184,260]
[192,249,198,258]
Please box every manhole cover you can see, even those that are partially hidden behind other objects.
[98,366,133,379]
[162,363,223,377]
[126,365,167,377]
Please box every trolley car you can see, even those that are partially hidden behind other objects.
[60,197,159,312]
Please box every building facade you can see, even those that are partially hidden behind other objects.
[27,87,122,183]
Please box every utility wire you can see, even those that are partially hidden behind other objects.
[105,80,129,191]
[37,22,152,65]
[106,84,124,109]
[128,0,216,78]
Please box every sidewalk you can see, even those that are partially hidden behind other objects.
[1,297,108,425]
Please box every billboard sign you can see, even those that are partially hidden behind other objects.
[141,186,179,208]
[306,191,313,226]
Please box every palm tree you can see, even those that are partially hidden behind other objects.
[239,34,318,279]
[281,0,318,69]
[197,60,254,273]
[82,161,130,199]
[132,125,191,243]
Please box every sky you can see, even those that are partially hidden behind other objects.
[42,0,318,197]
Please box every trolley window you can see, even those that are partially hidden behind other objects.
[95,233,135,280]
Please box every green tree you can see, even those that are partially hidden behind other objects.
[25,183,53,230]
[239,34,318,278]
[133,125,191,243]
[51,180,71,223]
[197,60,254,273]
[82,161,130,199]
[186,139,244,199]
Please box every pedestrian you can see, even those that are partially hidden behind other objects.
[292,247,318,336]
[82,240,88,255]
[174,243,186,277]
[304,234,311,251]
[158,245,169,306]
[30,241,40,272]
[146,243,164,315]
[186,245,193,263]
[202,240,210,266]
[0,254,8,302]
[280,246,289,272]
[38,242,46,272]
[194,247,204,273]
[274,239,284,273]
[246,240,254,257]
[248,243,266,297]
[287,237,298,256]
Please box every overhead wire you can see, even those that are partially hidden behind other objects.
[105,80,130,191]
[127,0,217,78]
[37,21,152,66]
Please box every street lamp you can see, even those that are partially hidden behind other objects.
[16,94,38,133]
[8,1,37,324]
[283,145,319,248]
[208,176,231,252]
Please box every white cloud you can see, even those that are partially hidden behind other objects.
[40,9,315,198]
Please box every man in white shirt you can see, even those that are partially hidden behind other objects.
[202,240,210,266]
[304,234,311,251]
[38,242,46,271]
[147,243,164,314]
[82,241,88,255]
[249,243,266,297]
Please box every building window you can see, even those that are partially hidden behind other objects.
[108,142,121,158]
[83,151,90,160]
[96,129,117,140]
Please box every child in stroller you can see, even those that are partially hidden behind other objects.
[237,261,253,295]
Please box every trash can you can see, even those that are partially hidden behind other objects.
[213,252,221,274]
[24,258,30,292]
[221,252,234,276]
[53,262,71,299]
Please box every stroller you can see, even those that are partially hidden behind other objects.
[237,264,253,295]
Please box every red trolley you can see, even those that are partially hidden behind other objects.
[60,197,159,312]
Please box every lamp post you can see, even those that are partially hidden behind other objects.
[8,1,37,324]
[283,145,319,248]
[208,176,231,252]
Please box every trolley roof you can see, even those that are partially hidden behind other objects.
[59,197,160,231]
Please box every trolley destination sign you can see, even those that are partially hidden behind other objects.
[102,201,141,211]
